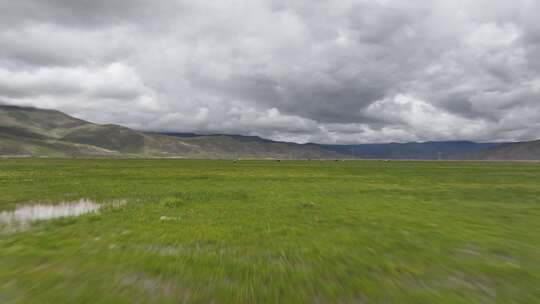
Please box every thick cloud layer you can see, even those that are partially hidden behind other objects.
[1,0,539,143]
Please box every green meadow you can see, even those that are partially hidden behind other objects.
[0,159,539,303]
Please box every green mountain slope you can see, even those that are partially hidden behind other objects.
[3,104,539,160]
[0,105,344,159]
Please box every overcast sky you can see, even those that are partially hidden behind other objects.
[1,0,539,143]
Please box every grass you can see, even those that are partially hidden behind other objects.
[0,159,539,303]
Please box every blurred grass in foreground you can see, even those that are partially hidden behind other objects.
[0,159,539,303]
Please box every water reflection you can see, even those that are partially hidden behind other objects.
[0,199,115,232]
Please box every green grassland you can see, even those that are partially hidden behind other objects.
[0,159,539,303]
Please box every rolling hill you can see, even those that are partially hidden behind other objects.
[1,104,539,159]
[0,105,344,159]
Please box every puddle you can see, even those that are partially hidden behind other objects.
[0,198,125,233]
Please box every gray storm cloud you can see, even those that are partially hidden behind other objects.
[1,0,539,143]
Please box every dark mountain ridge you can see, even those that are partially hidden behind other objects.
[323,141,504,160]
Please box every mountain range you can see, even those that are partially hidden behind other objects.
[1,105,539,160]
[0,105,342,159]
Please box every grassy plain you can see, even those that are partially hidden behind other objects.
[0,159,539,303]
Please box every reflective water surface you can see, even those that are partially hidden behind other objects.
[0,199,119,232]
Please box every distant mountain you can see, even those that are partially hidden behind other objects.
[0,105,344,159]
[474,140,540,160]
[323,141,503,160]
[1,105,539,160]
[160,132,276,143]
